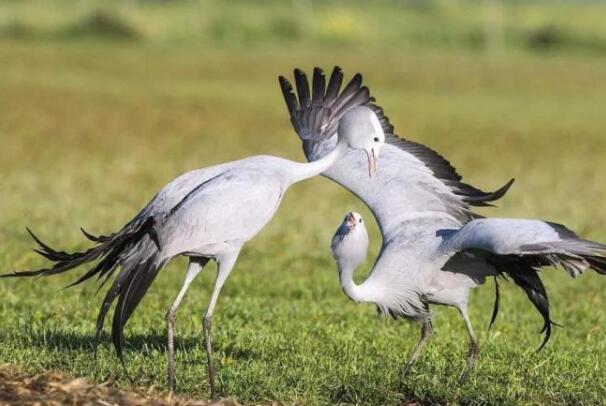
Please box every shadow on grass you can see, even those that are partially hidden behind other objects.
[6,330,182,352]
[4,329,256,360]
[5,330,443,404]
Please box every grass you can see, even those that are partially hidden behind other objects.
[1,14,606,405]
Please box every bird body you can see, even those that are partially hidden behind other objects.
[155,156,290,259]
[332,211,606,380]
[282,66,603,381]
[332,213,451,320]
[4,103,386,397]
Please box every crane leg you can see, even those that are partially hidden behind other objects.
[458,307,479,383]
[166,258,208,394]
[404,320,432,373]
[203,251,239,400]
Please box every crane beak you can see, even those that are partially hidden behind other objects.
[366,149,378,178]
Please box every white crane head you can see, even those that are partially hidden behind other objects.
[331,212,369,268]
[337,107,385,176]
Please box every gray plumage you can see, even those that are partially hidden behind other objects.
[3,105,386,397]
[279,67,514,226]
[279,66,514,321]
[332,214,606,360]
[283,66,605,380]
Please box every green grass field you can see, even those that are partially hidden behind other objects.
[2,2,606,405]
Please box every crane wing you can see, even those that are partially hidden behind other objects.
[279,67,513,237]
[442,218,606,278]
[440,218,606,349]
[157,168,284,257]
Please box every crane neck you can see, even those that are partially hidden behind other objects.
[337,258,370,303]
[288,137,348,184]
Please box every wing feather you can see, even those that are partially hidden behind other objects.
[279,66,514,235]
[324,66,343,105]
[311,67,325,107]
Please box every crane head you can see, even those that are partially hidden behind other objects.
[338,107,385,177]
[331,212,369,268]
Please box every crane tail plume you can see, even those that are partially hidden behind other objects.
[3,217,157,281]
[488,254,557,349]
[5,214,164,366]
[110,257,162,363]
[80,227,111,243]
[507,266,556,350]
[488,276,500,332]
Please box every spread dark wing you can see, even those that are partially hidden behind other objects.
[279,67,370,143]
[442,218,606,349]
[279,66,514,231]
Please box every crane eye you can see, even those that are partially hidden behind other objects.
[373,137,379,142]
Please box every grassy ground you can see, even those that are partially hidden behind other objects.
[1,15,606,405]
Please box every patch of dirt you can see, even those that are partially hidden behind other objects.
[0,364,240,405]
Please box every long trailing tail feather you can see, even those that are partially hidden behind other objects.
[109,257,162,364]
[506,267,558,351]
[488,276,500,332]
[4,215,163,368]
[487,254,560,350]
[80,227,111,243]
[486,223,605,350]
[3,217,156,281]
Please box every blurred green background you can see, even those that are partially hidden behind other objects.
[1,1,606,405]
[3,0,606,54]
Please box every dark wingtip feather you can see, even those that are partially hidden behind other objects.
[27,227,63,259]
[537,318,562,351]
[80,227,109,243]
[488,276,500,332]
[0,269,33,278]
[485,178,515,202]
[463,178,515,206]
[293,68,311,108]
[324,66,344,103]
[279,75,298,114]
[349,73,363,87]
[586,255,606,275]
[149,226,161,251]
[26,227,52,251]
[337,73,363,102]
[311,67,326,107]
[0,265,53,278]
[536,321,552,352]
[491,256,557,352]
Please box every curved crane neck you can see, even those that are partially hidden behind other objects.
[337,258,372,303]
[288,137,348,184]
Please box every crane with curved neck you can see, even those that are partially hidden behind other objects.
[3,105,385,398]
[331,210,606,382]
